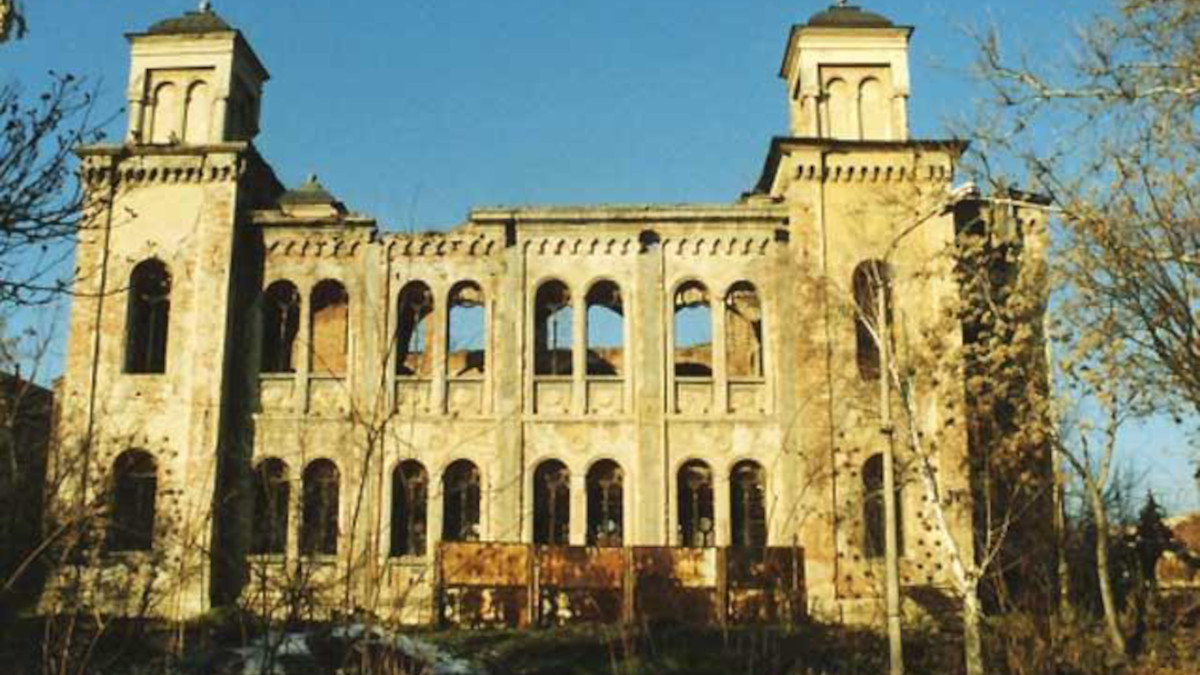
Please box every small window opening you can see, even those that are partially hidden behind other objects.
[863,453,903,559]
[442,460,481,542]
[678,460,715,547]
[391,460,428,557]
[533,460,570,546]
[586,460,624,547]
[261,281,300,373]
[673,281,712,378]
[125,259,172,374]
[396,282,434,377]
[534,281,573,376]
[251,458,289,554]
[311,280,349,376]
[725,282,764,379]
[853,261,892,381]
[300,459,339,556]
[448,282,486,376]
[731,461,767,548]
[107,450,157,552]
[585,281,624,377]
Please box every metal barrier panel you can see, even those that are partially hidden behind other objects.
[725,547,806,625]
[632,547,720,625]
[536,546,625,625]
[438,542,531,628]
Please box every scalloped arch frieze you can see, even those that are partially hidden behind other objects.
[659,235,773,257]
[387,233,499,259]
[792,162,951,183]
[82,156,245,187]
[265,237,365,260]
[524,236,636,257]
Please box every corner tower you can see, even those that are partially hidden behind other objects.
[779,3,912,141]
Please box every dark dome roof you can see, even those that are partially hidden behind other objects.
[147,8,234,35]
[807,4,894,28]
[279,174,338,206]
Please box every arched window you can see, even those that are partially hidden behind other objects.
[731,461,767,548]
[585,281,624,376]
[863,453,903,559]
[396,282,434,376]
[149,82,179,144]
[447,282,486,376]
[442,460,481,542]
[125,259,172,374]
[725,282,763,378]
[391,460,428,557]
[852,260,892,381]
[261,281,299,373]
[678,460,714,547]
[311,280,349,376]
[107,450,157,551]
[534,280,573,376]
[182,81,210,143]
[300,459,339,556]
[824,77,853,139]
[533,460,570,546]
[586,460,624,547]
[251,458,289,555]
[673,281,712,378]
[858,78,889,141]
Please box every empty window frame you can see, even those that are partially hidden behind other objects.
[585,281,624,377]
[300,459,340,556]
[261,281,300,373]
[534,280,573,376]
[586,460,623,547]
[395,282,435,377]
[852,260,892,381]
[310,280,349,376]
[730,460,767,548]
[251,458,289,555]
[678,460,715,547]
[447,282,486,376]
[725,282,764,379]
[125,259,172,374]
[182,80,210,143]
[533,460,570,546]
[862,453,903,559]
[107,450,157,551]
[673,281,713,378]
[390,460,428,557]
[442,460,481,542]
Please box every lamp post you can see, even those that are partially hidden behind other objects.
[877,270,904,675]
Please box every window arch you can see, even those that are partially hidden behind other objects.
[149,82,179,144]
[125,259,172,374]
[251,458,289,554]
[391,460,428,557]
[182,80,210,143]
[447,282,486,376]
[442,460,481,542]
[673,281,712,378]
[311,280,349,376]
[396,282,434,377]
[678,460,715,547]
[858,77,889,141]
[533,460,570,545]
[261,280,300,373]
[824,77,853,139]
[534,280,573,376]
[730,461,767,548]
[863,453,903,559]
[107,450,157,551]
[586,460,624,547]
[300,459,340,556]
[852,260,892,381]
[725,282,763,378]
[585,281,624,377]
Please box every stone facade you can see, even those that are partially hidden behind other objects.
[47,5,1049,624]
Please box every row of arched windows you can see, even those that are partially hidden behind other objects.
[671,280,764,379]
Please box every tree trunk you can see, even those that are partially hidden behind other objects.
[1090,489,1127,659]
[962,579,985,675]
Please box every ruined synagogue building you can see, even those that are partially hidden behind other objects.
[46,4,1050,625]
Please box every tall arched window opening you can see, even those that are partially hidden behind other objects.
[725,282,763,378]
[107,450,157,551]
[824,77,853,139]
[311,280,349,376]
[858,77,889,141]
[125,259,172,374]
[534,281,573,376]
[300,459,340,556]
[396,282,434,377]
[261,281,299,373]
[251,458,289,555]
[863,453,904,559]
[391,460,428,557]
[182,81,210,143]
[731,461,767,548]
[673,281,712,378]
[447,282,486,376]
[533,460,570,545]
[149,82,179,144]
[678,460,715,547]
[586,460,624,547]
[585,281,624,376]
[852,260,892,381]
[442,460,481,542]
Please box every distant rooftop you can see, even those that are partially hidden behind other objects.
[807,3,894,28]
[146,3,234,36]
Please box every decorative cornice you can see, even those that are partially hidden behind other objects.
[386,232,499,259]
[523,236,638,256]
[793,162,952,183]
[661,235,775,257]
[265,236,366,259]
[79,144,251,187]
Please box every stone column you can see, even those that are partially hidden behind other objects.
[570,471,587,546]
[633,235,666,545]
[572,292,587,414]
[493,226,526,542]
[712,292,728,415]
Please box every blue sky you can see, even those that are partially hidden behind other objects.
[5,0,1197,512]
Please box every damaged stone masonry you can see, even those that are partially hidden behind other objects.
[46,4,1052,627]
